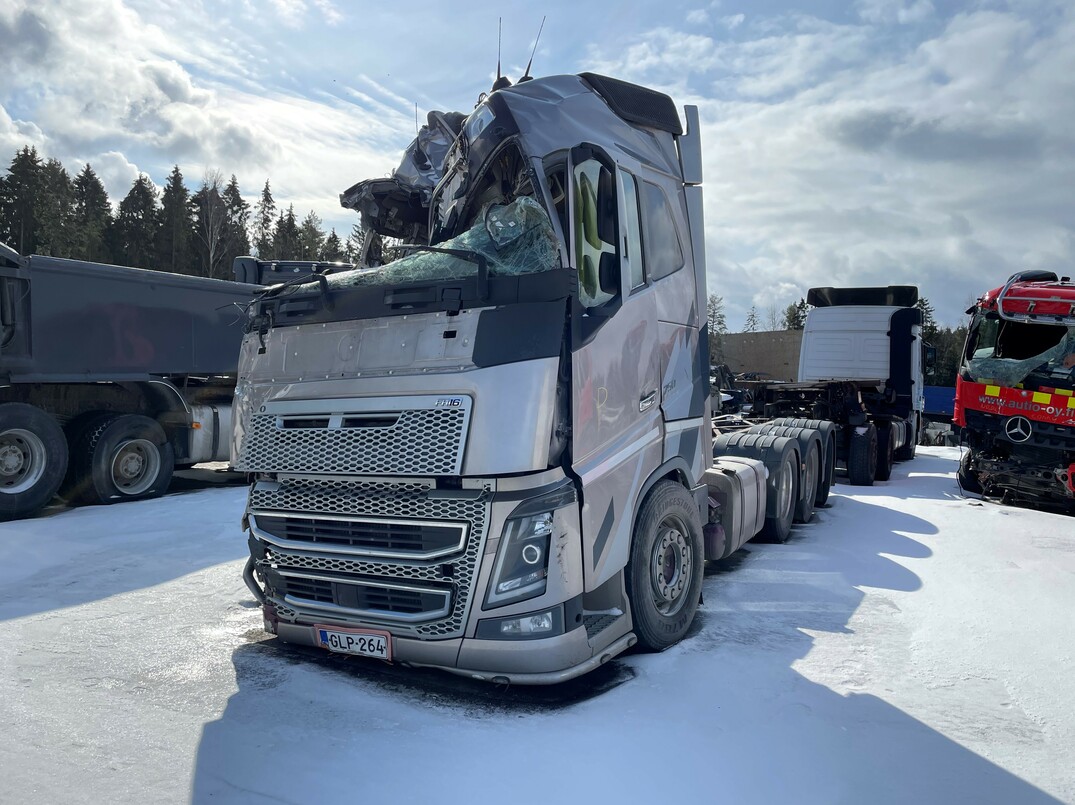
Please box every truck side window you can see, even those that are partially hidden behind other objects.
[621,172,645,290]
[573,159,619,309]
[640,181,684,281]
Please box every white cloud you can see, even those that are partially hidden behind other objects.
[857,0,935,25]
[588,5,1075,327]
[686,9,710,26]
[721,14,745,30]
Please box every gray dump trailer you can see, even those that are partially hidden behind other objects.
[234,72,836,684]
[0,243,268,520]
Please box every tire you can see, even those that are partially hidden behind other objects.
[713,432,801,543]
[65,414,175,505]
[794,443,819,523]
[746,423,824,517]
[875,423,894,482]
[626,481,705,652]
[847,423,877,486]
[0,403,69,521]
[768,418,835,506]
[957,450,983,495]
[895,414,918,461]
[758,449,798,543]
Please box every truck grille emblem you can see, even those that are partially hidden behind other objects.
[1004,416,1032,443]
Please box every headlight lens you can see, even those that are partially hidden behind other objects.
[485,511,553,608]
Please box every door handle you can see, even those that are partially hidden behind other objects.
[639,391,657,412]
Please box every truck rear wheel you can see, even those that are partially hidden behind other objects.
[894,414,918,461]
[847,423,877,486]
[875,424,894,482]
[627,481,704,651]
[65,414,175,505]
[768,418,835,506]
[0,403,69,521]
[758,449,798,542]
[795,444,819,523]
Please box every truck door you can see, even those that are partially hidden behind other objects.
[569,153,663,592]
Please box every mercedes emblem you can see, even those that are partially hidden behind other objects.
[1004,416,1032,443]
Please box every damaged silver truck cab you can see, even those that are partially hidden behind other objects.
[236,73,714,683]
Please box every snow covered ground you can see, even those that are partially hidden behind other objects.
[0,447,1072,804]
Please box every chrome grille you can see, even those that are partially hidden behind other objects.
[250,512,466,559]
[254,478,489,638]
[236,402,469,476]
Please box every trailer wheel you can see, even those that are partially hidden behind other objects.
[895,415,918,461]
[957,451,983,495]
[847,423,878,486]
[627,481,704,651]
[875,424,894,482]
[795,443,819,523]
[759,450,799,543]
[0,403,69,521]
[66,414,175,505]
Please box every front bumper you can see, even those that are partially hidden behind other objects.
[272,617,636,685]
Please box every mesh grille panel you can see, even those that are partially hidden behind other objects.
[255,479,489,638]
[237,408,467,475]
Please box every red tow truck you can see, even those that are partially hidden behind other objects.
[954,270,1075,510]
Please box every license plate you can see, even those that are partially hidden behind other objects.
[315,625,392,660]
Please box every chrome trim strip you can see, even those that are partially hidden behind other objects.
[249,512,468,560]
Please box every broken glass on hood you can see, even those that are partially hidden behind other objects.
[324,196,559,289]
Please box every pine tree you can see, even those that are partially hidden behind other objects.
[272,204,300,259]
[743,306,760,333]
[252,180,276,259]
[345,220,364,263]
[783,298,808,330]
[0,145,44,254]
[298,210,324,260]
[157,165,194,274]
[323,228,344,262]
[72,164,113,263]
[916,297,938,341]
[35,158,76,257]
[112,174,160,269]
[222,174,251,276]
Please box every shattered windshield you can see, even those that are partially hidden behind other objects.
[964,316,1075,387]
[324,196,559,289]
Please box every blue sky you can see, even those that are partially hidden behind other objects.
[2,0,1073,327]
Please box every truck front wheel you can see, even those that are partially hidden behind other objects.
[0,403,69,521]
[957,451,983,495]
[627,481,705,651]
[848,423,878,486]
[66,414,175,505]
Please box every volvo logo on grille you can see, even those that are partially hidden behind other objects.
[435,397,464,407]
[1004,416,1032,442]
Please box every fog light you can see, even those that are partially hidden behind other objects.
[475,605,565,640]
[500,611,555,636]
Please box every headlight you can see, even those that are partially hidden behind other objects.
[485,511,553,607]
[484,483,576,609]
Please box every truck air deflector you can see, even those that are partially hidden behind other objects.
[807,286,918,308]
[578,73,683,135]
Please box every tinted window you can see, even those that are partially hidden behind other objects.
[640,181,684,280]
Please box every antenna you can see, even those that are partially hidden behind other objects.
[520,15,546,82]
[415,102,419,136]
[491,17,512,91]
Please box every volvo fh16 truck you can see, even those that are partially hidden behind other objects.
[235,73,818,683]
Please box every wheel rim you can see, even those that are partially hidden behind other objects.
[804,452,817,503]
[777,458,793,518]
[109,438,161,496]
[0,428,48,494]
[649,514,693,616]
